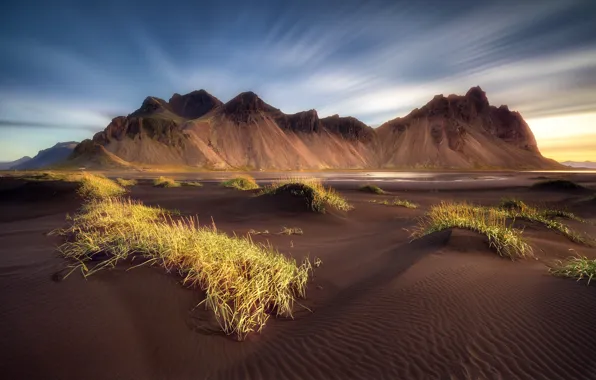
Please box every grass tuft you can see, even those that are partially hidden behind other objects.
[78,173,126,199]
[370,197,418,209]
[54,197,312,340]
[259,177,351,213]
[116,178,137,187]
[550,256,596,285]
[278,227,304,235]
[182,181,203,187]
[498,198,592,245]
[153,176,181,188]
[359,184,385,194]
[411,202,533,259]
[531,179,584,190]
[221,176,259,190]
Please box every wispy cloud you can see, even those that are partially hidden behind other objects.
[0,0,595,160]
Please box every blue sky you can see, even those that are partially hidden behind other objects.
[1,0,595,161]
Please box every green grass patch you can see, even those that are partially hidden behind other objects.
[531,179,584,190]
[259,178,351,213]
[78,173,126,199]
[370,197,418,209]
[550,256,596,285]
[411,202,533,259]
[221,176,259,190]
[153,176,181,188]
[498,198,592,245]
[116,178,137,187]
[359,184,385,194]
[53,197,312,340]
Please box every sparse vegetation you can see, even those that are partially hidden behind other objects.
[53,194,313,340]
[78,173,126,199]
[550,256,596,285]
[498,198,592,245]
[116,178,137,187]
[359,184,385,194]
[247,229,269,235]
[278,227,304,235]
[411,202,533,259]
[370,197,418,209]
[182,181,203,187]
[531,179,584,190]
[20,171,82,182]
[221,176,259,190]
[259,177,351,213]
[153,176,181,188]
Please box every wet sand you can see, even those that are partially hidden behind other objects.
[1,172,596,379]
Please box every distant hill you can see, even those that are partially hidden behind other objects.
[12,142,78,170]
[562,161,596,169]
[0,156,32,170]
[69,87,561,170]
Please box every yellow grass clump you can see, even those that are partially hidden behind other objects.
[259,177,352,213]
[153,176,181,187]
[221,176,260,190]
[411,202,533,259]
[54,196,312,340]
[370,198,418,209]
[116,178,137,187]
[181,181,203,187]
[77,173,126,199]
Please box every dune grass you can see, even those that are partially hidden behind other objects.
[221,176,259,190]
[20,171,82,182]
[55,178,312,340]
[370,198,418,209]
[550,256,596,285]
[116,178,137,187]
[77,173,126,199]
[359,184,385,194]
[278,227,304,235]
[498,198,592,245]
[259,177,351,213]
[411,202,533,259]
[182,181,203,187]
[153,176,181,188]
[531,179,584,190]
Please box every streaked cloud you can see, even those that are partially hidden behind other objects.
[0,0,595,161]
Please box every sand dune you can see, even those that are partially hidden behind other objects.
[1,173,595,379]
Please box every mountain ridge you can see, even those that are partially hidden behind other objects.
[68,86,561,170]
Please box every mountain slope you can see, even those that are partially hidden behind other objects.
[562,161,596,169]
[375,87,560,169]
[0,156,31,170]
[13,142,78,170]
[69,87,560,170]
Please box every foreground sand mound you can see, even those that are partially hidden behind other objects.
[255,183,350,216]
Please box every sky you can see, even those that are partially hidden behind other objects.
[1,0,595,162]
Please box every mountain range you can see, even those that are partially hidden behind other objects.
[3,86,563,170]
[0,141,79,170]
[69,86,560,170]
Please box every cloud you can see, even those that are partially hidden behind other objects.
[0,119,101,133]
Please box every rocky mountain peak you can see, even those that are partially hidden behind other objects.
[168,90,222,119]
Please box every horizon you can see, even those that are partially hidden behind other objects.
[1,0,595,162]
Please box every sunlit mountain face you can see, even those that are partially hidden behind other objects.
[1,0,595,162]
